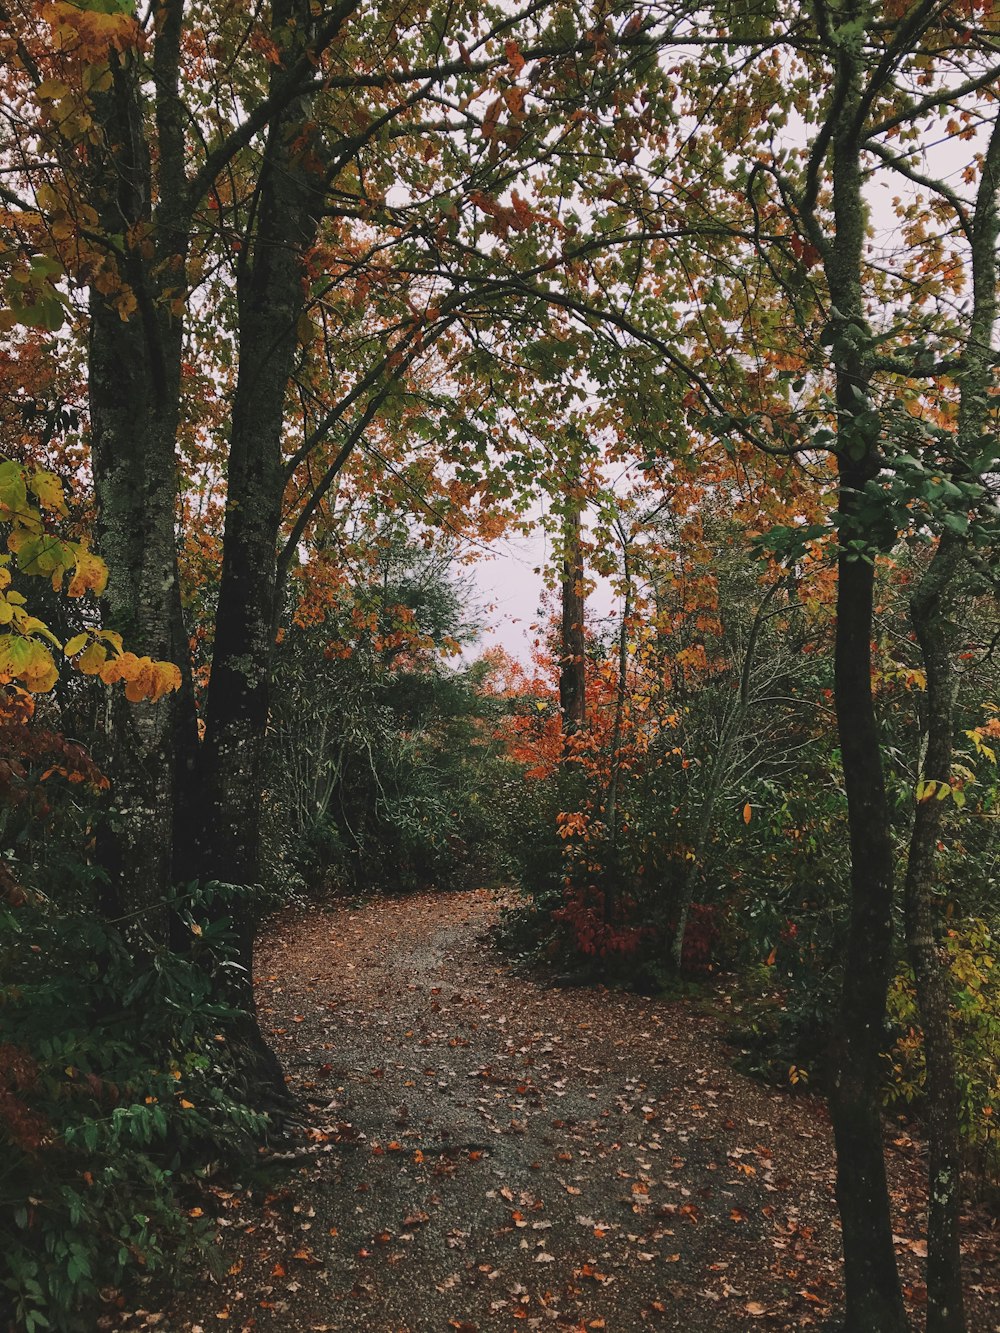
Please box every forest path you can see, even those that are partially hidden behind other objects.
[148,889,998,1333]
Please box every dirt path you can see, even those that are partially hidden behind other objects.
[134,890,997,1332]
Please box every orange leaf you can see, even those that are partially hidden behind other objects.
[481,98,502,141]
[100,651,142,684]
[67,547,108,598]
[504,38,525,73]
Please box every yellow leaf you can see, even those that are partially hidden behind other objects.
[34,78,71,102]
[123,661,156,702]
[77,641,108,675]
[27,470,68,516]
[97,628,123,653]
[20,616,60,646]
[64,632,89,657]
[149,659,181,701]
[18,640,58,693]
[114,657,181,703]
[25,663,58,694]
[0,461,28,517]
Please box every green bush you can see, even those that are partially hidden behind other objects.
[0,882,269,1332]
[266,558,522,899]
[885,917,1000,1186]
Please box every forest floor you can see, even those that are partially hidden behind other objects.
[118,889,999,1333]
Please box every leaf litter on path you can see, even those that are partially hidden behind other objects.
[115,889,999,1332]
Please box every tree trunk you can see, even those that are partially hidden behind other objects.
[84,18,278,1095]
[197,0,328,1099]
[603,540,631,923]
[201,3,326,892]
[559,498,587,737]
[829,523,908,1333]
[87,45,189,942]
[823,29,909,1327]
[604,542,631,845]
[899,110,1000,1333]
[905,534,967,1333]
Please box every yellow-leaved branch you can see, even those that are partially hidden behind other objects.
[0,460,181,702]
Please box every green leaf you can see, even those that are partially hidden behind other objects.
[0,461,27,515]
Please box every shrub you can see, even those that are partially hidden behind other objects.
[0,882,269,1332]
[885,917,1000,1189]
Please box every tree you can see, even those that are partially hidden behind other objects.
[633,5,1000,1326]
[896,112,1000,1333]
[1,0,689,1090]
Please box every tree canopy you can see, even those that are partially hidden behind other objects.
[3,0,1000,1328]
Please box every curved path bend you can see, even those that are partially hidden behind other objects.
[138,889,998,1333]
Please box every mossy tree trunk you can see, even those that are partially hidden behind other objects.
[86,18,197,942]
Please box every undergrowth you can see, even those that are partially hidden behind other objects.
[0,881,271,1332]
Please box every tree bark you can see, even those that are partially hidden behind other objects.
[201,0,326,889]
[905,534,967,1333]
[604,538,630,848]
[830,519,908,1333]
[899,108,1000,1333]
[823,18,909,1327]
[559,498,587,737]
[86,39,191,941]
[197,1,328,1099]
